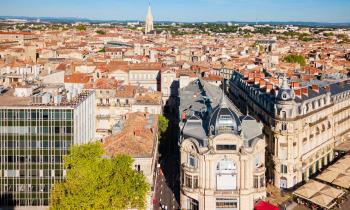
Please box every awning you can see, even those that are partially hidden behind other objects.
[293,180,345,209]
[317,170,341,183]
[254,201,279,210]
[332,175,350,189]
[316,155,350,189]
[334,139,350,152]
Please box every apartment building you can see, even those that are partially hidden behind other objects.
[179,80,266,210]
[0,85,95,206]
[229,71,350,189]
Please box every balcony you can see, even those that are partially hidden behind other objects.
[253,165,266,175]
[97,103,111,107]
[182,186,199,193]
[181,163,199,174]
[96,114,111,119]
[115,102,131,107]
[214,190,239,196]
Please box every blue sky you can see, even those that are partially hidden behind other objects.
[0,0,349,23]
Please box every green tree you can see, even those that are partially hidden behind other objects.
[283,54,306,66]
[75,25,87,31]
[96,30,106,35]
[158,115,169,139]
[50,142,149,210]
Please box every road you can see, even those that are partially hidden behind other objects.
[154,100,180,210]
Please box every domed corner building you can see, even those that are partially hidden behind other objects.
[179,79,266,210]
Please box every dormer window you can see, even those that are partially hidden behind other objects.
[282,92,288,100]
[188,154,197,168]
[218,115,233,125]
[216,144,236,151]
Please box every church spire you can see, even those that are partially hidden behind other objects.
[145,1,154,34]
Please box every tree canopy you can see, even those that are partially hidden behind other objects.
[96,30,106,35]
[50,142,149,210]
[158,115,169,139]
[75,25,87,31]
[283,54,306,66]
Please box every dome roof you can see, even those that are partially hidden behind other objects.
[276,75,295,101]
[209,95,241,136]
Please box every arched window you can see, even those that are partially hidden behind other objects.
[280,177,288,189]
[216,159,237,190]
[281,110,287,119]
[316,127,320,135]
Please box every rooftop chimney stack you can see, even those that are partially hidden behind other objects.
[301,87,309,96]
[312,84,319,93]
[295,89,302,98]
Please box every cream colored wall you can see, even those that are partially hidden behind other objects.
[180,134,266,210]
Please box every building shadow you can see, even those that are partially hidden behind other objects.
[0,193,16,210]
[159,98,181,204]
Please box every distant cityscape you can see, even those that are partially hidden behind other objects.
[1,16,350,27]
[0,2,350,210]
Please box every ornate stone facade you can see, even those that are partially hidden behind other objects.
[229,71,350,189]
[179,79,266,210]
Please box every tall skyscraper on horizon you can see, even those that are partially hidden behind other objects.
[145,2,154,34]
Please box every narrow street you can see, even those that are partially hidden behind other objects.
[154,100,180,210]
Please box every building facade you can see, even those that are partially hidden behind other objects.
[179,80,266,210]
[0,88,95,206]
[229,71,350,189]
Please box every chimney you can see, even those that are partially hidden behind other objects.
[254,77,260,85]
[291,82,300,89]
[266,84,273,93]
[324,85,331,92]
[295,89,302,98]
[312,84,319,93]
[243,72,249,78]
[248,73,254,81]
[259,80,266,89]
[301,87,308,96]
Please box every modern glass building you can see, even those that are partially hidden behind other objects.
[0,89,95,206]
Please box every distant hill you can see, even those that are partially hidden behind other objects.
[0,16,349,27]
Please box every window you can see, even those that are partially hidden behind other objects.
[185,174,192,188]
[281,123,287,131]
[216,198,238,209]
[188,198,199,210]
[281,111,287,119]
[184,174,199,189]
[216,144,236,151]
[280,164,288,173]
[193,176,198,188]
[260,176,265,187]
[254,176,259,188]
[65,127,72,134]
[188,154,197,168]
[216,159,237,190]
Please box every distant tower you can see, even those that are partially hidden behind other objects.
[145,1,154,34]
